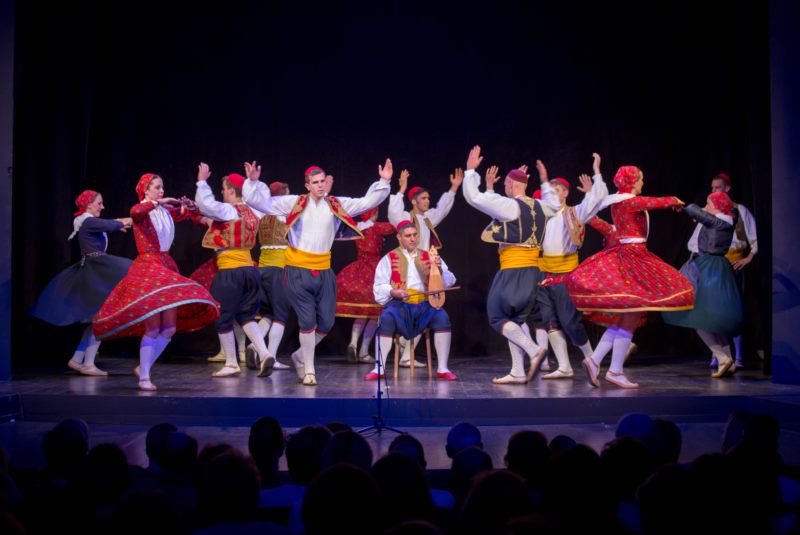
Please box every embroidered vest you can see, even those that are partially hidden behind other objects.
[481,197,546,248]
[258,215,288,247]
[564,206,585,248]
[201,203,258,250]
[411,212,443,248]
[285,194,364,240]
[388,248,432,291]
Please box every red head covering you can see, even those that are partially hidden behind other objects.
[613,166,640,193]
[225,173,245,189]
[708,191,734,215]
[395,220,415,233]
[532,189,542,200]
[304,166,324,177]
[136,173,159,201]
[714,172,731,185]
[359,207,378,222]
[550,177,570,190]
[407,186,428,201]
[74,190,99,216]
[506,169,528,184]
[269,181,288,196]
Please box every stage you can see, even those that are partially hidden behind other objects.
[3,354,799,429]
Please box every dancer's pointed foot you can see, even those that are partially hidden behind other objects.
[273,360,290,370]
[605,370,639,388]
[79,365,108,377]
[582,358,600,388]
[245,345,260,370]
[291,351,305,380]
[712,358,735,379]
[257,356,276,377]
[138,378,157,391]
[68,360,85,373]
[526,347,548,382]
[492,374,528,385]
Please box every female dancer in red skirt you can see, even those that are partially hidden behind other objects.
[335,207,396,363]
[545,166,694,388]
[93,173,219,391]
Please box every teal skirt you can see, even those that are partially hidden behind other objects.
[662,254,742,336]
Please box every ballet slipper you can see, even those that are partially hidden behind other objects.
[542,368,574,380]
[492,374,528,385]
[212,364,241,378]
[604,370,639,389]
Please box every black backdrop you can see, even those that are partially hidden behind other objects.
[12,0,772,368]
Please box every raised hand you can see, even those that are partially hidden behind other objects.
[324,175,334,194]
[399,169,410,193]
[379,158,393,180]
[485,165,501,191]
[576,174,593,193]
[197,162,211,182]
[535,160,548,182]
[178,196,198,210]
[450,168,464,191]
[466,145,483,171]
[244,161,261,181]
[592,153,601,175]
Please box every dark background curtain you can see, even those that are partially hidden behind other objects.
[11,0,771,369]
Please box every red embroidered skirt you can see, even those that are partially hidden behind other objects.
[335,255,382,319]
[189,257,218,291]
[93,252,220,339]
[549,243,694,313]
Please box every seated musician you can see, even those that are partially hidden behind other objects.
[365,220,458,381]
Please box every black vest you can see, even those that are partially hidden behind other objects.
[480,197,547,248]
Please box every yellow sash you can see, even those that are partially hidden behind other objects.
[285,246,331,270]
[259,248,286,268]
[540,253,579,273]
[499,246,540,270]
[725,247,747,263]
[216,249,254,270]
[404,288,427,305]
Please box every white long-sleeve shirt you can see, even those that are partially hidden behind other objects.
[387,190,455,250]
[461,169,561,248]
[373,248,456,305]
[687,202,758,254]
[242,178,390,254]
[195,181,265,221]
[541,174,609,256]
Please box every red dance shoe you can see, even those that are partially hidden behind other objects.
[436,371,458,381]
[363,372,385,381]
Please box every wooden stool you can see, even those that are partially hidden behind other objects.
[393,330,433,380]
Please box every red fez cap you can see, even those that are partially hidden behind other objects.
[532,189,542,200]
[715,172,731,184]
[269,181,288,196]
[551,177,570,190]
[226,173,245,189]
[407,186,428,201]
[305,166,324,177]
[506,169,528,184]
[74,190,99,216]
[396,220,415,233]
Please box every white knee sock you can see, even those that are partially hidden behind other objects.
[71,325,93,364]
[501,322,541,360]
[258,317,272,338]
[243,321,272,360]
[218,331,237,367]
[591,329,616,366]
[507,339,527,377]
[267,322,285,357]
[577,341,593,359]
[609,329,633,374]
[401,335,421,362]
[299,331,317,375]
[548,330,572,372]
[233,322,246,356]
[360,320,378,357]
[139,336,159,380]
[697,329,731,362]
[350,318,366,348]
[534,327,548,352]
[82,330,102,368]
[434,331,451,373]
[370,336,394,375]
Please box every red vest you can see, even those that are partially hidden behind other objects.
[388,248,432,291]
[284,195,363,239]
[201,203,259,250]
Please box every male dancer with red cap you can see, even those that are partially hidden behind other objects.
[461,146,561,384]
[243,160,393,385]
[534,155,608,379]
[195,163,277,378]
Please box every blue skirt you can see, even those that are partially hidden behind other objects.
[662,254,742,337]
[29,253,132,326]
